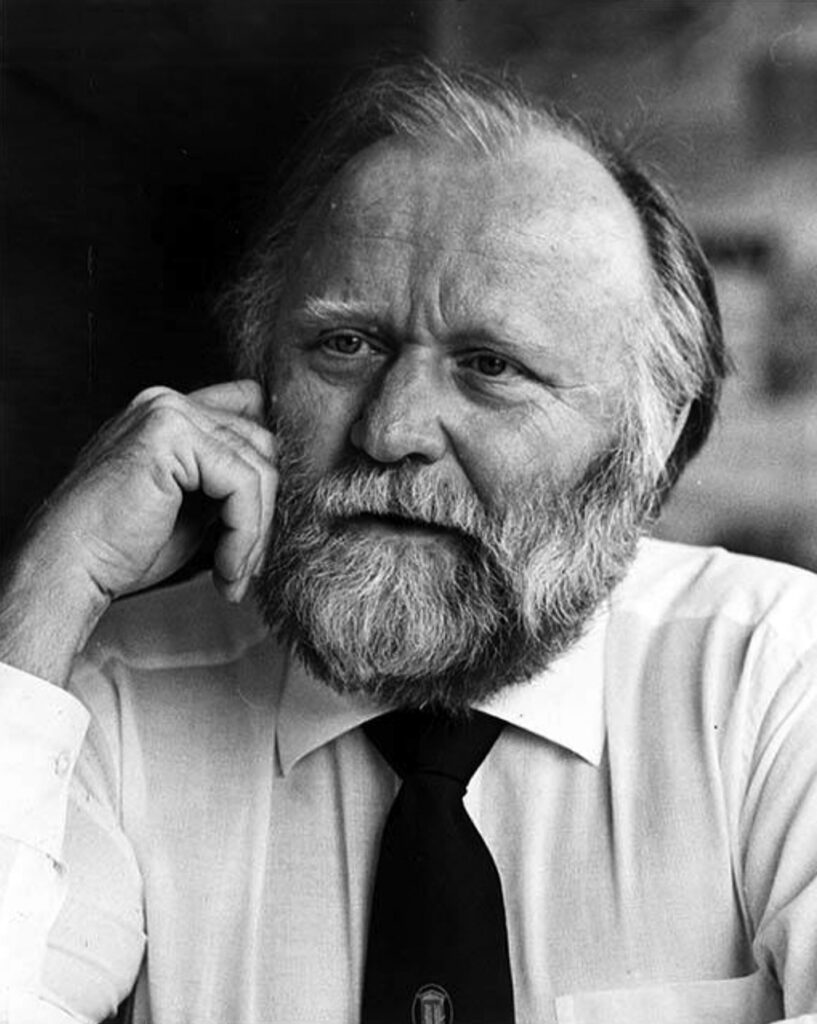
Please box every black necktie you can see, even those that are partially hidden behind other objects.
[361,709,515,1024]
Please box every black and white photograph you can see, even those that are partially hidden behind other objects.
[3,2,817,1022]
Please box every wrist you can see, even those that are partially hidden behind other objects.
[0,528,111,686]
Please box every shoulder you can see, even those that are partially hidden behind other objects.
[613,538,817,657]
[83,571,269,673]
[606,539,817,729]
[605,541,817,784]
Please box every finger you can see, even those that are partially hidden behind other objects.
[215,471,278,603]
[127,394,272,589]
[190,435,275,602]
[126,380,264,422]
[212,436,278,594]
[129,390,277,585]
[243,450,279,583]
[127,387,277,469]
[180,396,278,594]
[189,405,277,465]
[106,386,276,599]
[168,385,278,463]
[188,379,265,420]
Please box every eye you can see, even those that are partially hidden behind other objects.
[473,355,508,376]
[322,332,368,355]
[462,353,516,378]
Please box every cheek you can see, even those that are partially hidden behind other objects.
[451,408,610,506]
[275,374,358,474]
[446,410,541,508]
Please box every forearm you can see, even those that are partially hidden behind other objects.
[0,529,110,687]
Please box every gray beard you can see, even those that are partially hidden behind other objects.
[253,428,654,714]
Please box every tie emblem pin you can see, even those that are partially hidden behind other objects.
[412,984,453,1024]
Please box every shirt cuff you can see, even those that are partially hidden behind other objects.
[4,988,86,1023]
[0,664,90,860]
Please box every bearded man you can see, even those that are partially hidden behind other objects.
[1,60,817,1024]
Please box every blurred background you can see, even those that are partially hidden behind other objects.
[3,0,817,569]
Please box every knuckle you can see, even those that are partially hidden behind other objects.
[129,385,176,409]
[217,421,275,466]
[236,378,263,403]
[212,421,245,447]
[141,393,190,435]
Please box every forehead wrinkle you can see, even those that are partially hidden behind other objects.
[321,188,648,297]
[318,224,635,285]
[292,227,648,358]
[314,135,653,291]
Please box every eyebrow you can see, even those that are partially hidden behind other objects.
[295,297,528,344]
[294,296,380,327]
[293,296,555,365]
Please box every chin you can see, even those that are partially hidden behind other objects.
[256,562,602,716]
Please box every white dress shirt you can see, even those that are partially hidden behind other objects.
[2,538,817,1024]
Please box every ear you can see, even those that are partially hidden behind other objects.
[654,399,693,482]
[665,400,693,459]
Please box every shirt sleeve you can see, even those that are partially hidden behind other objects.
[735,630,817,1020]
[0,664,90,1022]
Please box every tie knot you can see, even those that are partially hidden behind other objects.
[364,708,504,786]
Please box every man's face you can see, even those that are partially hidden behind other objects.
[255,132,658,711]
[273,132,651,502]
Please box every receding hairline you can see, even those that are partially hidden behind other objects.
[295,125,656,293]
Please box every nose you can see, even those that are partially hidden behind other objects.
[349,355,447,465]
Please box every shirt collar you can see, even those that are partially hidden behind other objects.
[275,607,608,775]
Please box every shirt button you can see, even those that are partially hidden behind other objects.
[54,751,71,777]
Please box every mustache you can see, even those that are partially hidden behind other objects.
[282,463,496,541]
[274,452,499,544]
